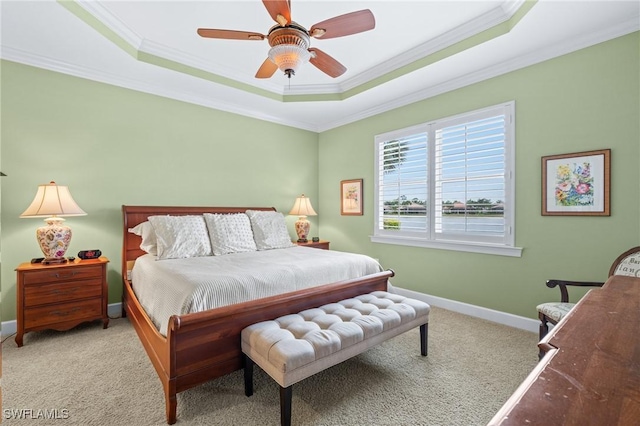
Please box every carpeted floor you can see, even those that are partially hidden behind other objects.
[2,307,538,425]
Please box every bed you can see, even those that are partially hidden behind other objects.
[121,205,394,424]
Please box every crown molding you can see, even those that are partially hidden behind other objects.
[340,1,522,92]
[501,0,529,17]
[1,11,636,133]
[71,0,342,97]
[69,0,285,99]
[0,45,319,132]
[70,0,341,96]
[74,0,143,49]
[316,18,640,132]
[64,0,535,99]
[138,38,284,95]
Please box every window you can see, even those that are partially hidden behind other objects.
[372,102,521,257]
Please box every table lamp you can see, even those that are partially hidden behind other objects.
[20,181,87,263]
[289,194,317,242]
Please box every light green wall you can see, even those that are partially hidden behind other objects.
[0,61,318,321]
[1,33,638,323]
[319,32,640,319]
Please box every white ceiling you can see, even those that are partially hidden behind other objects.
[1,1,638,132]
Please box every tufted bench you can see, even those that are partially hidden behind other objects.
[241,291,430,426]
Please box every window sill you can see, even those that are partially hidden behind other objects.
[370,235,523,257]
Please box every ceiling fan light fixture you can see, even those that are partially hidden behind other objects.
[266,24,311,78]
[268,43,311,78]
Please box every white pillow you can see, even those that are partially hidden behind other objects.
[148,215,212,260]
[246,210,295,251]
[128,221,157,255]
[204,213,257,256]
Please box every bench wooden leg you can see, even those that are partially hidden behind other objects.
[244,354,254,397]
[280,385,292,426]
[420,324,428,356]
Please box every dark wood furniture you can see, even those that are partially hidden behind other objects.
[15,257,109,347]
[121,206,393,424]
[296,240,330,250]
[537,246,640,359]
[490,274,640,425]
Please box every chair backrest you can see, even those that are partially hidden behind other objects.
[609,246,640,277]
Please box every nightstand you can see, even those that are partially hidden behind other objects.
[15,257,109,347]
[296,240,330,250]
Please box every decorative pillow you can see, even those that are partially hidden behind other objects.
[204,213,257,256]
[246,210,295,251]
[128,221,158,255]
[147,215,212,260]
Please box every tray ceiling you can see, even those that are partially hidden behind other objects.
[1,1,638,131]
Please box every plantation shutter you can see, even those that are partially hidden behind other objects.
[377,131,428,235]
[434,111,507,242]
[372,102,516,255]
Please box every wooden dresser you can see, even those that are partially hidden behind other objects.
[15,257,109,346]
[489,275,640,425]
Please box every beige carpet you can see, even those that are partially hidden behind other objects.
[2,307,538,425]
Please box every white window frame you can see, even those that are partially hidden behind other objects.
[372,101,522,257]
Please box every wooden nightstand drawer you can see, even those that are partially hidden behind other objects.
[24,279,103,307]
[24,298,103,329]
[15,257,110,346]
[22,265,102,285]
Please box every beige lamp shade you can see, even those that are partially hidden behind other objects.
[289,194,317,217]
[289,194,317,242]
[20,181,87,260]
[20,181,87,218]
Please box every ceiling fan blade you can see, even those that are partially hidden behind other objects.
[197,28,265,41]
[262,0,291,26]
[309,9,375,39]
[255,58,279,78]
[308,48,346,78]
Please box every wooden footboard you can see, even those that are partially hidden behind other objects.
[122,205,393,424]
[123,270,392,424]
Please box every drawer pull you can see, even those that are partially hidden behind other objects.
[52,272,78,279]
[49,307,82,317]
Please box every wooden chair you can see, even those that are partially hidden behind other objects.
[536,246,640,359]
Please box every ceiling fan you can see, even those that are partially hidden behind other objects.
[197,0,375,79]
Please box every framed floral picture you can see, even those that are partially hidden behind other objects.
[542,149,610,216]
[340,179,363,215]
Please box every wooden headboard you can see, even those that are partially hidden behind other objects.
[121,205,276,279]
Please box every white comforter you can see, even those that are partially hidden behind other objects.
[131,246,383,336]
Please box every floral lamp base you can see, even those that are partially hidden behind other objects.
[295,216,310,243]
[36,217,72,260]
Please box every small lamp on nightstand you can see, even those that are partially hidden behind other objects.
[20,181,87,263]
[289,194,317,243]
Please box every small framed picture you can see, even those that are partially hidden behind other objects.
[542,149,610,216]
[340,179,363,216]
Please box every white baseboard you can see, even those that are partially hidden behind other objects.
[1,303,123,339]
[2,320,17,339]
[392,286,539,334]
[108,302,123,319]
[107,303,122,318]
